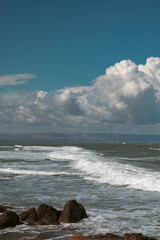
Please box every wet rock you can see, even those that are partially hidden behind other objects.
[0,210,21,228]
[0,206,8,213]
[88,233,123,240]
[20,207,38,224]
[123,233,157,240]
[57,210,62,220]
[0,205,13,213]
[65,233,157,240]
[103,233,123,240]
[65,234,91,240]
[59,200,88,223]
[37,203,59,225]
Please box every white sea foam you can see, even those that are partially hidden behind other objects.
[14,144,23,148]
[0,147,54,161]
[74,155,160,192]
[0,146,82,160]
[48,146,83,160]
[0,145,160,238]
[48,146,160,192]
[22,145,81,152]
[22,146,58,151]
[149,147,160,151]
[0,168,69,176]
[2,145,160,192]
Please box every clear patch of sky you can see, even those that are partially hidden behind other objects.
[0,0,160,92]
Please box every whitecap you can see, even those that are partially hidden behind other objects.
[0,168,70,176]
[52,148,160,193]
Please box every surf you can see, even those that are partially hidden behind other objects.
[0,168,70,176]
[48,146,160,192]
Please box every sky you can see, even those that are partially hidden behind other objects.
[1,0,160,134]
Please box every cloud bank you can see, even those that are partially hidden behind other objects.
[1,57,160,134]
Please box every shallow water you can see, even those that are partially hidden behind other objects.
[0,143,160,239]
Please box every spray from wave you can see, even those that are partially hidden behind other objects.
[48,147,160,192]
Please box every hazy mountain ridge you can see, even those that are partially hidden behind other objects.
[0,133,160,143]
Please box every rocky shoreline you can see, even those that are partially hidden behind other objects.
[0,201,157,240]
[0,200,87,227]
[65,233,157,240]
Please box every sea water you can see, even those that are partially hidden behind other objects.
[0,143,160,239]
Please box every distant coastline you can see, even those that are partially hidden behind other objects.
[0,132,160,144]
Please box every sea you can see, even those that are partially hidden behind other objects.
[0,142,160,239]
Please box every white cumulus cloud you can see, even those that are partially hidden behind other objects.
[77,57,160,125]
[1,57,160,134]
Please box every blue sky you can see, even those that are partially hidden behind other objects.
[1,0,160,134]
[1,0,160,91]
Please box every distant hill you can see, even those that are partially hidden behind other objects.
[0,133,160,143]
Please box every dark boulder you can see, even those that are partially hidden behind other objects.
[37,204,59,225]
[0,205,13,213]
[0,211,21,228]
[59,200,88,223]
[20,207,38,224]
[57,210,62,220]
[0,206,8,213]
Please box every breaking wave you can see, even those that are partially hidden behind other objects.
[1,145,160,192]
[48,147,160,192]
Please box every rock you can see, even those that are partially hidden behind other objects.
[0,205,13,213]
[0,206,8,213]
[59,200,88,223]
[0,210,21,228]
[65,234,91,240]
[57,210,62,220]
[65,233,157,240]
[103,233,123,240]
[123,233,157,240]
[20,207,38,224]
[37,203,59,225]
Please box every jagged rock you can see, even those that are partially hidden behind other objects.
[0,210,21,228]
[20,207,38,224]
[37,203,59,225]
[59,200,88,223]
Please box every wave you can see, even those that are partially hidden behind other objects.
[73,155,160,192]
[149,147,160,151]
[81,161,160,192]
[48,146,160,192]
[48,146,87,161]
[16,145,81,152]
[14,144,23,148]
[2,145,160,192]
[0,146,82,163]
[0,168,69,176]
